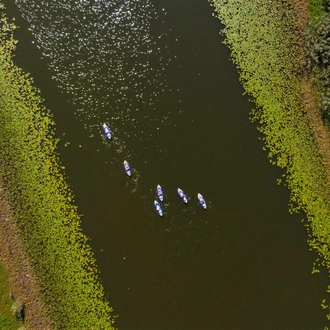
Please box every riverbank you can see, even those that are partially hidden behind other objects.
[296,0,330,182]
[0,4,115,328]
[294,1,330,185]
[0,262,21,329]
[0,182,52,329]
[212,0,330,320]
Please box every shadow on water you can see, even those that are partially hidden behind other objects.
[4,0,330,328]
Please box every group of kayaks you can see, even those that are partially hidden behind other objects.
[154,185,207,217]
[103,123,207,217]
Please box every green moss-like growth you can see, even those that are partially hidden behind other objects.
[212,0,330,319]
[0,5,114,329]
[309,0,325,19]
[0,264,21,330]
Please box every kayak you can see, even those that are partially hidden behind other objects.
[154,200,163,217]
[123,160,132,177]
[156,184,164,202]
[102,123,112,140]
[177,188,188,203]
[197,193,207,209]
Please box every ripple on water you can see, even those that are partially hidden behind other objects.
[14,0,174,149]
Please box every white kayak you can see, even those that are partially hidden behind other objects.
[178,188,188,203]
[156,184,164,202]
[123,160,132,177]
[197,193,207,209]
[154,200,163,217]
[102,123,112,140]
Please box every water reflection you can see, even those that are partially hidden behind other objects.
[14,0,172,141]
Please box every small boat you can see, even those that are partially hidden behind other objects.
[178,188,188,203]
[197,193,207,209]
[102,123,112,140]
[154,200,163,217]
[156,185,164,202]
[123,160,132,177]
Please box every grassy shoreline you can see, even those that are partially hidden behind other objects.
[0,182,52,329]
[0,262,21,329]
[0,5,114,329]
[211,0,330,321]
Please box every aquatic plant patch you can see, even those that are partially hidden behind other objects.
[0,4,114,329]
[212,0,330,320]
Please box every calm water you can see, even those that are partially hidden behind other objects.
[4,0,329,328]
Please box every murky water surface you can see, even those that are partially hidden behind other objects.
[4,0,330,328]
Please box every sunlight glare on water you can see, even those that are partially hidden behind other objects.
[14,0,173,143]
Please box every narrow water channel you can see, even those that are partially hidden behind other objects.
[4,0,329,328]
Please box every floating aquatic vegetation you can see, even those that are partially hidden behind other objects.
[0,5,114,328]
[212,0,330,320]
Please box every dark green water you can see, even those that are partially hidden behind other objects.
[4,0,329,328]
